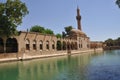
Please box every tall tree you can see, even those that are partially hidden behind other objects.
[0,0,29,37]
[116,0,120,8]
[0,0,28,53]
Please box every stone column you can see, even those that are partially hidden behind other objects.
[3,37,7,53]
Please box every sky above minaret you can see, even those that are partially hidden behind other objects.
[17,0,120,41]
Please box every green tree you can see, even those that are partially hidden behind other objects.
[0,0,28,53]
[0,0,29,37]
[104,37,120,47]
[30,25,45,33]
[44,29,54,35]
[64,26,73,35]
[56,33,62,38]
[116,0,120,8]
[62,31,66,38]
[116,37,120,46]
[30,25,54,35]
[105,38,114,46]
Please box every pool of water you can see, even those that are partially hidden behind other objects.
[0,50,120,80]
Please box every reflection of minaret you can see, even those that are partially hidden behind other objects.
[76,6,82,31]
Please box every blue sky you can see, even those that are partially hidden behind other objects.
[17,0,120,41]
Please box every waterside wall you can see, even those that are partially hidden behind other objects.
[0,48,103,63]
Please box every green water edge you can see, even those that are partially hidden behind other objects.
[0,50,120,80]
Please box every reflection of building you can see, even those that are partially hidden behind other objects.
[0,7,90,56]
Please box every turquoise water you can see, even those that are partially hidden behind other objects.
[0,50,120,80]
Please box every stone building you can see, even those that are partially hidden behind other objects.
[68,7,90,50]
[0,7,90,55]
[90,41,103,49]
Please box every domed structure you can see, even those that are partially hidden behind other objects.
[70,29,87,37]
[68,7,90,50]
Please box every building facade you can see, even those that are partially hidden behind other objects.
[0,7,90,55]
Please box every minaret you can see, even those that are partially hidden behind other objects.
[76,6,82,31]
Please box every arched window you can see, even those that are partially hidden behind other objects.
[87,44,89,48]
[33,40,36,50]
[46,41,49,50]
[81,44,83,48]
[71,42,74,50]
[57,41,61,50]
[79,44,81,48]
[0,38,4,53]
[52,41,55,49]
[63,41,66,50]
[40,40,43,50]
[67,42,70,50]
[6,38,18,53]
[25,39,30,50]
[75,42,77,50]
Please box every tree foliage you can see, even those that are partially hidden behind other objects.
[56,33,62,38]
[104,37,120,46]
[105,38,114,46]
[116,0,120,8]
[64,26,73,35]
[44,29,54,35]
[30,25,54,35]
[62,31,66,38]
[0,0,29,37]
[30,25,45,33]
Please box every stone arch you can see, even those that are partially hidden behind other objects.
[73,42,76,50]
[79,44,81,48]
[0,38,4,53]
[46,41,49,50]
[39,40,43,50]
[63,41,67,50]
[57,40,62,50]
[67,41,71,50]
[75,42,78,50]
[25,39,30,50]
[87,44,89,48]
[81,44,83,48]
[80,40,82,48]
[52,40,55,50]
[71,42,74,50]
[33,40,37,50]
[6,38,18,53]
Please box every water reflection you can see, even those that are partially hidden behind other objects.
[0,50,120,80]
[86,50,120,80]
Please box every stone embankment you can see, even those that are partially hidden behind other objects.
[0,48,103,63]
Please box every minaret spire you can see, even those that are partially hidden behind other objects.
[76,6,82,31]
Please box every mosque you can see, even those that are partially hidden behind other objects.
[0,7,90,57]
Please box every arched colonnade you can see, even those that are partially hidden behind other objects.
[0,37,78,53]
[0,37,18,53]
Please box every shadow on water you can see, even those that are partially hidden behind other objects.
[0,50,120,80]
